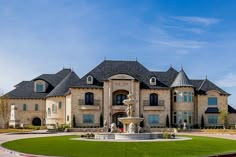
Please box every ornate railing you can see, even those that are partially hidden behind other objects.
[143,100,165,106]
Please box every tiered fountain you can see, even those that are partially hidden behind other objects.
[95,93,164,140]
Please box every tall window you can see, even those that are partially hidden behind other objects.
[52,104,57,113]
[208,97,218,105]
[173,112,177,124]
[85,92,94,105]
[176,91,193,103]
[59,101,62,109]
[36,83,44,92]
[83,114,94,123]
[23,104,27,111]
[48,108,51,116]
[184,92,188,102]
[116,94,127,105]
[148,115,159,125]
[177,92,182,102]
[173,92,177,102]
[35,104,39,111]
[150,93,158,106]
[188,92,193,102]
[208,115,218,124]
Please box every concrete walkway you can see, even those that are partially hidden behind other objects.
[1,131,236,157]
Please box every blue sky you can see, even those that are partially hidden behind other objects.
[1,0,236,105]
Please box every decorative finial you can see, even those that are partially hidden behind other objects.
[181,65,183,70]
[205,75,207,80]
[104,56,106,61]
[170,64,172,68]
[136,57,138,61]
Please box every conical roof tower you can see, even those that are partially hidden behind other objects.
[171,69,193,87]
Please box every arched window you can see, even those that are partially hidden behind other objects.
[150,93,158,106]
[59,101,62,109]
[35,104,39,111]
[116,94,127,105]
[150,77,157,85]
[23,104,27,111]
[87,75,93,84]
[85,92,94,105]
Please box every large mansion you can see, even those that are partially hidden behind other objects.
[5,60,236,128]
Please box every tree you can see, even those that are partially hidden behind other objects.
[166,114,170,128]
[219,109,228,129]
[100,113,103,127]
[0,93,10,128]
[201,115,205,129]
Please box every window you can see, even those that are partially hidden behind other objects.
[83,114,94,123]
[67,115,69,121]
[173,92,177,102]
[36,84,44,92]
[188,92,193,102]
[150,93,158,106]
[208,115,218,125]
[35,104,39,111]
[184,92,188,102]
[116,94,127,105]
[85,92,94,105]
[148,115,159,125]
[150,77,157,85]
[52,104,57,113]
[177,112,182,124]
[208,97,218,105]
[177,92,183,102]
[184,112,188,122]
[87,75,93,84]
[23,104,27,111]
[59,101,62,109]
[48,108,51,116]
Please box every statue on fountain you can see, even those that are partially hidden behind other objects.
[124,94,135,117]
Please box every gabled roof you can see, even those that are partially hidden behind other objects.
[171,69,193,87]
[198,79,230,95]
[73,60,168,89]
[47,71,80,97]
[6,69,73,99]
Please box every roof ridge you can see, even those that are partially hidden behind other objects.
[198,79,207,91]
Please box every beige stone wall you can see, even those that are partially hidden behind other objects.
[229,113,236,126]
[197,90,228,125]
[8,99,46,126]
[140,89,171,125]
[46,96,66,125]
[71,88,103,126]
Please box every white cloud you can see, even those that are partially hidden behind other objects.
[148,39,207,49]
[216,73,236,87]
[171,16,220,26]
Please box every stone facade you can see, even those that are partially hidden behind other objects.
[4,60,236,129]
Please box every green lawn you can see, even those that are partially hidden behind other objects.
[2,135,236,157]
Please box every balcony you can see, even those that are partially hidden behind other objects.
[143,100,165,111]
[78,99,100,110]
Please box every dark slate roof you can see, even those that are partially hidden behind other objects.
[47,71,80,97]
[228,105,236,113]
[205,107,219,113]
[73,60,168,89]
[171,69,193,87]
[6,69,73,99]
[34,69,72,87]
[152,67,178,87]
[198,79,230,95]
[6,81,49,99]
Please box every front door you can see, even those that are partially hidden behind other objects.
[32,117,41,126]
[112,112,126,128]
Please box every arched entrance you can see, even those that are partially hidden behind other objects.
[32,117,41,126]
[112,112,127,129]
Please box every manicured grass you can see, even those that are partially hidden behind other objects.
[0,129,32,134]
[2,135,236,157]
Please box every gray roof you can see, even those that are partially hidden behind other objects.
[6,60,229,98]
[6,69,73,99]
[47,71,80,97]
[73,60,168,89]
[228,105,236,113]
[171,69,193,87]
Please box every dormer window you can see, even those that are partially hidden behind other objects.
[34,80,47,92]
[87,75,93,84]
[150,77,157,85]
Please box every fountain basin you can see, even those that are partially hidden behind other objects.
[95,133,163,140]
[118,117,144,133]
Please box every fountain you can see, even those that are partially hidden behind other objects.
[118,94,144,133]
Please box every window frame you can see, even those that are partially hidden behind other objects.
[35,104,39,111]
[208,115,218,125]
[59,101,62,109]
[149,93,158,106]
[23,104,27,111]
[83,114,94,124]
[148,115,159,125]
[116,94,127,105]
[208,97,218,106]
[85,92,94,105]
